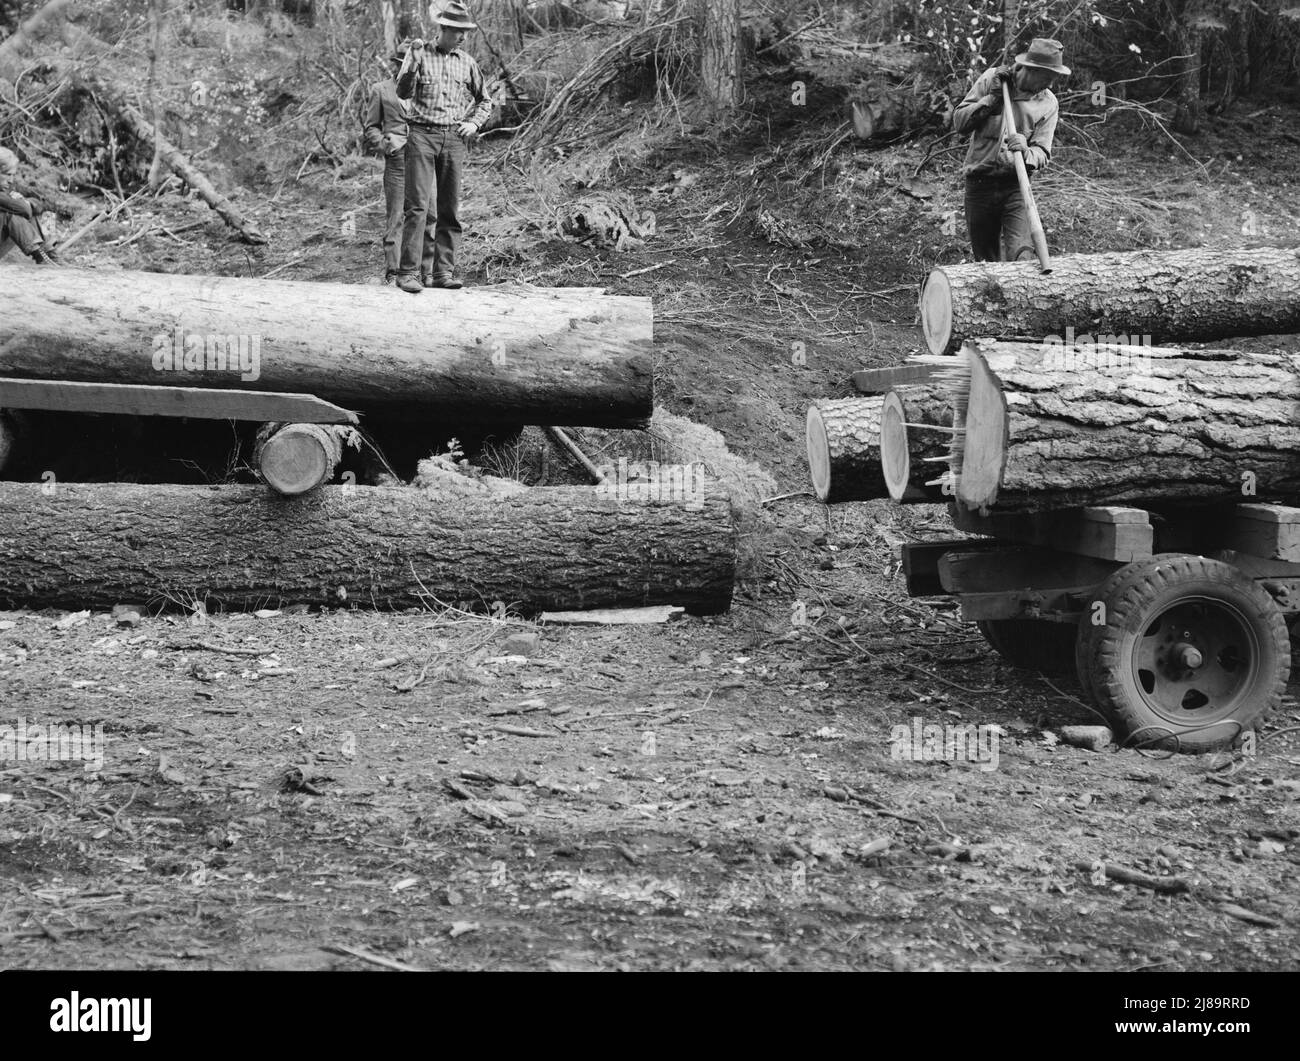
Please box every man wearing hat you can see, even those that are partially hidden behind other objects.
[394,1,494,293]
[363,44,425,285]
[0,147,59,265]
[952,38,1069,262]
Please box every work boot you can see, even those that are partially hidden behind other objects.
[429,275,463,289]
[30,245,60,266]
[382,270,397,285]
[397,274,423,294]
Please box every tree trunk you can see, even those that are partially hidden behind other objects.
[255,422,349,495]
[946,340,1300,512]
[920,246,1300,356]
[1171,14,1204,134]
[807,386,951,503]
[697,0,741,114]
[0,269,654,428]
[0,482,736,613]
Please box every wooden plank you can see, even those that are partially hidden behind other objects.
[0,378,359,424]
[1228,503,1300,561]
[851,362,938,394]
[938,547,1123,595]
[950,504,1153,563]
[900,539,1005,596]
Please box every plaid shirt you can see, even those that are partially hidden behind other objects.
[396,46,493,130]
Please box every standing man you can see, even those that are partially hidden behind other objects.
[952,38,1069,262]
[363,43,423,285]
[395,2,494,293]
[0,147,59,265]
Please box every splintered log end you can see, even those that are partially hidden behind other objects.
[920,268,953,356]
[880,390,911,501]
[258,423,343,496]
[954,343,1006,511]
[806,403,832,503]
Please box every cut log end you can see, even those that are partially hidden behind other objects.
[920,268,953,357]
[954,344,1007,511]
[805,404,833,503]
[258,423,343,496]
[880,391,911,501]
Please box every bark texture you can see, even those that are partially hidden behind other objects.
[921,247,1300,356]
[952,340,1300,512]
[0,482,736,613]
[0,268,655,428]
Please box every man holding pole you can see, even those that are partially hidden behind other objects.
[394,2,494,294]
[952,38,1069,262]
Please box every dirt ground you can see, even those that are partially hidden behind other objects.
[4,46,1300,971]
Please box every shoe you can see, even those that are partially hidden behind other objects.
[429,276,463,289]
[420,272,435,288]
[30,246,61,266]
[382,270,397,285]
[397,275,423,294]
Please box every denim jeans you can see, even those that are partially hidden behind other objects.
[0,210,43,257]
[400,125,466,279]
[963,176,1033,262]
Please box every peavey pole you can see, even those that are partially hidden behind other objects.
[1001,77,1052,272]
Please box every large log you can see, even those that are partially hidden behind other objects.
[807,386,952,503]
[0,267,654,428]
[920,246,1300,356]
[945,340,1300,512]
[0,482,735,613]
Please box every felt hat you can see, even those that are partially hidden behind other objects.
[436,1,477,29]
[1015,38,1070,76]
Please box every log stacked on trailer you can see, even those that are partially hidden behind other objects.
[887,340,1300,513]
[919,246,1300,356]
[0,481,736,613]
[804,385,952,503]
[0,267,654,428]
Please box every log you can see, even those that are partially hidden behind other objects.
[879,384,955,503]
[947,340,1300,512]
[0,482,736,613]
[920,246,1300,356]
[0,267,655,428]
[807,386,951,503]
[255,423,349,496]
[806,395,885,503]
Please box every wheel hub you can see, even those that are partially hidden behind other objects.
[1134,598,1259,720]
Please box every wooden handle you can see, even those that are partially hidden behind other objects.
[1001,80,1052,272]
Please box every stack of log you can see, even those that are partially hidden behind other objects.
[807,246,1300,514]
[0,266,739,613]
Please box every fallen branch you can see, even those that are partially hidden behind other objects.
[1075,860,1190,894]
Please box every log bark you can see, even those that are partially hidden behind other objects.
[697,0,742,113]
[0,482,736,613]
[0,267,654,428]
[807,385,950,503]
[950,340,1300,512]
[920,246,1300,356]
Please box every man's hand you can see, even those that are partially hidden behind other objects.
[410,38,424,51]
[456,121,477,140]
[382,133,401,155]
[1005,132,1029,154]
